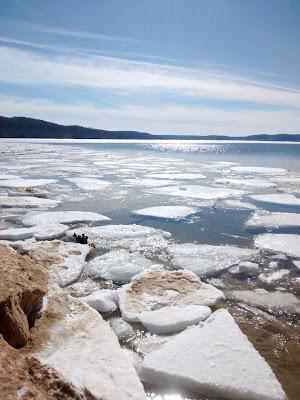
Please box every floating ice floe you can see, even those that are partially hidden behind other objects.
[0,178,57,188]
[246,211,300,228]
[148,173,206,180]
[81,289,118,313]
[32,283,146,400]
[7,187,49,198]
[123,178,178,187]
[139,309,287,400]
[133,335,171,356]
[139,305,211,334]
[110,317,135,341]
[168,243,258,277]
[18,240,90,287]
[68,177,111,190]
[0,196,60,208]
[0,223,68,241]
[229,261,259,275]
[228,288,300,315]
[254,233,300,258]
[248,193,300,207]
[273,176,300,185]
[231,166,287,176]
[0,174,20,180]
[67,224,171,252]
[0,227,34,241]
[118,270,224,322]
[292,260,300,270]
[133,206,198,219]
[220,199,258,210]
[148,185,244,200]
[85,249,155,283]
[259,270,290,283]
[23,210,110,226]
[215,178,276,189]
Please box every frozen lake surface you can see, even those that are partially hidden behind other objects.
[0,139,299,399]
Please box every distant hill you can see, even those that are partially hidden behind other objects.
[0,115,299,141]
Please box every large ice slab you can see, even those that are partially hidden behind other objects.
[139,305,211,334]
[169,243,258,277]
[246,211,300,228]
[148,185,244,200]
[133,206,198,219]
[140,309,286,400]
[231,166,287,175]
[23,210,110,226]
[148,173,206,180]
[220,199,258,210]
[68,177,111,190]
[248,194,300,206]
[0,227,34,241]
[31,283,146,400]
[0,223,68,241]
[0,196,60,208]
[255,233,300,258]
[215,178,276,189]
[0,174,20,179]
[85,249,154,283]
[118,270,224,322]
[0,178,57,188]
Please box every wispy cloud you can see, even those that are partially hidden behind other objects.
[1,94,300,135]
[18,21,142,44]
[0,45,299,108]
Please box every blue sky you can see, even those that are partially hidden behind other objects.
[0,0,299,135]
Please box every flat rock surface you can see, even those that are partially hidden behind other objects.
[0,244,47,347]
[140,309,286,400]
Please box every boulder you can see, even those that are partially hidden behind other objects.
[0,245,47,347]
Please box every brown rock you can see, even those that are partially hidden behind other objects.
[0,335,86,400]
[0,245,48,347]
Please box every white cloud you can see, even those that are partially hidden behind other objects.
[1,95,299,135]
[0,45,300,108]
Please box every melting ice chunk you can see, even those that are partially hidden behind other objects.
[133,206,198,219]
[246,211,300,228]
[248,194,300,206]
[23,210,110,226]
[255,233,300,258]
[68,177,111,190]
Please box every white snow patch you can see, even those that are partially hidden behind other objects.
[139,305,211,334]
[169,243,258,277]
[139,309,287,400]
[255,233,300,258]
[133,206,198,219]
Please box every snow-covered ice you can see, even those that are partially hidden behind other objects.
[169,243,258,277]
[23,210,110,226]
[255,233,300,258]
[220,199,258,210]
[229,261,259,275]
[248,193,300,207]
[215,178,276,189]
[85,249,155,283]
[246,211,300,228]
[0,178,57,188]
[0,223,68,241]
[148,184,244,200]
[133,206,198,219]
[0,196,60,208]
[231,166,287,175]
[139,305,211,334]
[139,309,287,400]
[33,283,146,400]
[68,177,111,190]
[118,270,224,322]
[81,289,118,313]
[0,227,34,241]
[148,173,206,180]
[0,174,20,180]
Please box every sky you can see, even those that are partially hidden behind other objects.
[0,0,300,136]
